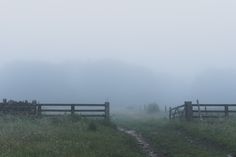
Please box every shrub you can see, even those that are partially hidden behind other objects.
[144,102,160,113]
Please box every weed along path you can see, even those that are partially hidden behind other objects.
[118,127,160,157]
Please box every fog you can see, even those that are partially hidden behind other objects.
[1,0,236,107]
[1,60,236,107]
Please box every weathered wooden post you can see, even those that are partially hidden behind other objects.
[3,99,7,104]
[225,105,229,118]
[184,101,193,121]
[38,104,42,116]
[169,107,172,120]
[197,99,201,118]
[71,104,75,115]
[32,100,37,115]
[105,102,110,120]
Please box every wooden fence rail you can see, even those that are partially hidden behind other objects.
[37,102,110,120]
[169,101,236,120]
[0,100,110,120]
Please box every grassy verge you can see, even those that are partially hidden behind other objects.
[0,115,145,157]
[113,111,235,157]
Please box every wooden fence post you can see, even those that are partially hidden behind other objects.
[184,101,193,121]
[71,104,75,115]
[225,105,229,118]
[169,107,172,120]
[38,104,42,116]
[3,99,7,104]
[32,100,37,115]
[197,99,201,118]
[105,102,110,120]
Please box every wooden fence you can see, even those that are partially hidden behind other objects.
[169,101,236,120]
[0,99,110,120]
[37,102,110,120]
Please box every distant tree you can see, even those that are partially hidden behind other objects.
[144,102,160,113]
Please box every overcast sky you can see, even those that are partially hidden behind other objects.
[0,0,236,106]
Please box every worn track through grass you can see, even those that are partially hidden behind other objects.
[113,111,236,157]
[118,127,161,157]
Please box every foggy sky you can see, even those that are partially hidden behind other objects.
[1,0,236,106]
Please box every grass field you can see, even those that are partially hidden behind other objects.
[2,111,236,157]
[0,115,145,157]
[114,110,236,157]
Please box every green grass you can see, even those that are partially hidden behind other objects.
[0,115,145,157]
[113,111,236,157]
[168,119,236,155]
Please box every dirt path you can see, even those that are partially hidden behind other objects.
[118,127,160,157]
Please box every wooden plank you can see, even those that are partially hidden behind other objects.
[192,104,236,107]
[193,110,226,113]
[193,110,236,113]
[41,109,105,112]
[42,114,106,117]
[193,115,225,118]
[39,104,105,107]
[80,115,105,117]
[171,105,185,111]
[228,111,236,113]
[42,114,105,117]
[41,109,72,112]
[74,104,105,107]
[74,110,105,112]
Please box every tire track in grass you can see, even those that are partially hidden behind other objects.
[118,127,161,157]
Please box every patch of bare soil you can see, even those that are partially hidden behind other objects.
[118,127,161,157]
